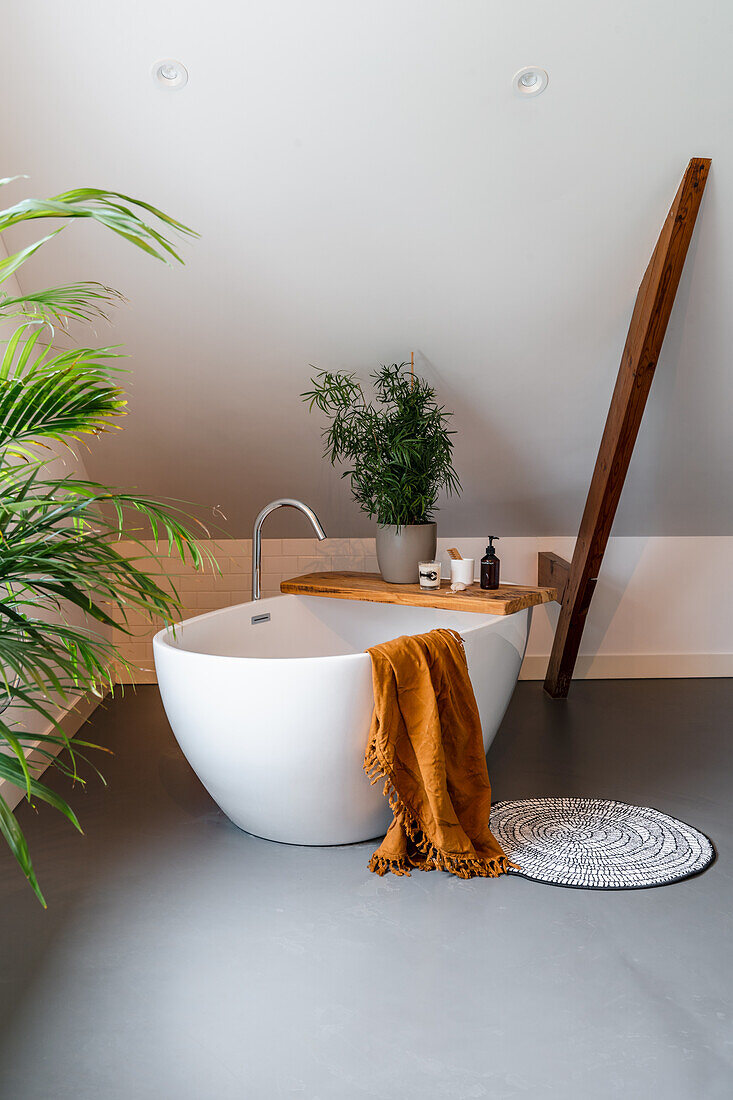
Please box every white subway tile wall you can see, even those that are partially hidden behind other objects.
[110,535,733,685]
[112,537,379,683]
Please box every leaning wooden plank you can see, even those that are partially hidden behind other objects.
[544,157,711,698]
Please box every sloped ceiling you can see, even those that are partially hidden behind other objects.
[1,0,730,537]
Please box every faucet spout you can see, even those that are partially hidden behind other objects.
[252,498,327,600]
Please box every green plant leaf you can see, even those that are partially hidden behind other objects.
[0,750,82,832]
[0,795,45,906]
[302,362,461,526]
[0,177,208,903]
[0,231,62,286]
[0,190,197,266]
[0,332,127,452]
[1,282,125,328]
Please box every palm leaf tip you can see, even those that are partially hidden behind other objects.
[0,189,198,266]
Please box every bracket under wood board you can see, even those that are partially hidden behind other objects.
[539,157,711,698]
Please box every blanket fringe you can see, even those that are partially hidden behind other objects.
[368,854,413,877]
[364,738,515,879]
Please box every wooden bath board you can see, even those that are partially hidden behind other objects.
[281,571,556,617]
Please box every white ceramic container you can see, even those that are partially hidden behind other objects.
[450,557,475,586]
[153,595,531,846]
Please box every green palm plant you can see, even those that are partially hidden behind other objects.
[0,177,214,905]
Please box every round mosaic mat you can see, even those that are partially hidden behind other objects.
[490,797,715,890]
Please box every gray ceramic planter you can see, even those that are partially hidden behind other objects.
[375,522,437,584]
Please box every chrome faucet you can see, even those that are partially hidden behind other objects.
[252,498,327,600]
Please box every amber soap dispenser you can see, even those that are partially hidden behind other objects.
[480,536,500,590]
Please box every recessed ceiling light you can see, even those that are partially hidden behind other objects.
[152,59,188,90]
[512,67,548,98]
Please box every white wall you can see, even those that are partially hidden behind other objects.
[449,537,733,680]
[110,535,733,684]
[1,6,729,712]
[0,1,730,538]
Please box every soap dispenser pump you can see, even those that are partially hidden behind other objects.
[480,537,500,590]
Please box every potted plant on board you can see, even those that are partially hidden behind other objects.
[0,179,214,904]
[302,361,460,582]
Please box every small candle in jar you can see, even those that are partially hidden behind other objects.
[418,561,441,589]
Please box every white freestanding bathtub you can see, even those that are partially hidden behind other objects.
[153,595,531,845]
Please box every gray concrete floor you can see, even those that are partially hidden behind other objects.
[0,680,731,1099]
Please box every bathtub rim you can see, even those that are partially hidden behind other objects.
[152,592,512,664]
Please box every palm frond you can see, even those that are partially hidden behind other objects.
[0,189,197,265]
[0,743,82,831]
[0,329,126,454]
[0,178,206,905]
[0,282,125,329]
[0,794,44,906]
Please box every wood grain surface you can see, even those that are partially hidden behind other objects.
[538,552,571,602]
[281,571,557,616]
[544,157,711,697]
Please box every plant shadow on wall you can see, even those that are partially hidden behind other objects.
[302,361,461,582]
[0,178,215,905]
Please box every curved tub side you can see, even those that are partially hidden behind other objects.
[153,603,531,846]
[463,607,531,753]
[154,641,390,845]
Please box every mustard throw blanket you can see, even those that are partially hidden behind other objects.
[364,628,513,879]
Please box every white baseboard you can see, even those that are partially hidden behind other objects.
[0,689,109,812]
[520,652,733,681]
